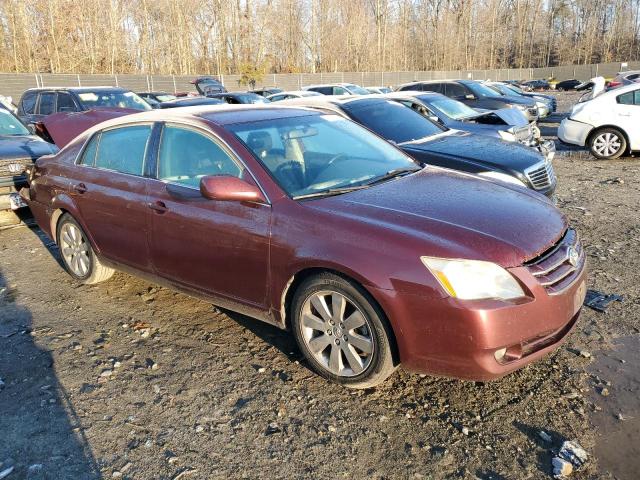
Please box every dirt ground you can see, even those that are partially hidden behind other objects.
[1,92,638,480]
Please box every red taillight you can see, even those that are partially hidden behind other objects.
[608,81,622,89]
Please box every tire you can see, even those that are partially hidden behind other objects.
[589,128,627,160]
[56,213,114,284]
[291,272,397,388]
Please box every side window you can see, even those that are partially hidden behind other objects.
[21,92,37,114]
[628,74,640,81]
[94,125,151,175]
[158,126,243,188]
[617,92,635,105]
[635,90,640,105]
[78,133,100,166]
[421,83,442,93]
[311,87,331,95]
[446,83,466,98]
[57,93,76,112]
[38,92,56,115]
[333,86,348,95]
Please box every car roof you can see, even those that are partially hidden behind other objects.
[383,91,445,102]
[279,95,394,111]
[75,105,324,133]
[23,86,129,93]
[138,91,173,96]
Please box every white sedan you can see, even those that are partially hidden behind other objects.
[559,83,640,159]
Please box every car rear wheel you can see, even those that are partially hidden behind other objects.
[57,213,114,284]
[590,128,627,159]
[291,273,397,388]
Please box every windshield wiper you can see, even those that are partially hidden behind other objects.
[364,166,422,186]
[293,184,371,200]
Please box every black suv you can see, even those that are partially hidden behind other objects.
[397,80,539,121]
[17,87,150,125]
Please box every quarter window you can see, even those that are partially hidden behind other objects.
[157,126,242,188]
[617,90,640,105]
[446,83,466,98]
[21,92,37,114]
[79,134,99,166]
[94,125,151,175]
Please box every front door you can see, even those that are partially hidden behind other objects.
[72,124,153,271]
[614,89,640,149]
[147,123,270,308]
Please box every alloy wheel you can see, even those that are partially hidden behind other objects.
[592,132,622,157]
[299,290,374,377]
[60,222,91,277]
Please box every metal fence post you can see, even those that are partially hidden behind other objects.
[172,75,177,93]
[114,74,118,87]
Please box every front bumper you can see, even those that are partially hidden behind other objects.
[558,118,591,147]
[371,254,587,381]
[536,139,556,161]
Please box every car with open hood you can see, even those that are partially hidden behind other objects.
[397,80,540,122]
[0,108,57,210]
[485,82,556,118]
[280,96,556,197]
[559,83,640,159]
[21,105,586,388]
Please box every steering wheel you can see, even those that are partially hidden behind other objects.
[326,153,349,168]
[274,161,305,190]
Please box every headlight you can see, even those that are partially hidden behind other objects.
[536,101,547,110]
[421,257,526,300]
[498,130,516,142]
[477,170,527,188]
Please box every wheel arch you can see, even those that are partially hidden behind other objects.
[279,266,401,365]
[587,125,631,153]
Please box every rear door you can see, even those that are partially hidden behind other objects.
[615,89,640,149]
[72,124,154,271]
[36,92,56,121]
[146,123,270,307]
[56,92,79,113]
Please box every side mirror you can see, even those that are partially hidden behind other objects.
[199,175,266,203]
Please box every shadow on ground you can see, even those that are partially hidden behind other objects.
[0,267,101,479]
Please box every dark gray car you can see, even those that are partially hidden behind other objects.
[397,80,540,121]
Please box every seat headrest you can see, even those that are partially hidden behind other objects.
[246,131,273,153]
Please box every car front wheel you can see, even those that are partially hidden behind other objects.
[291,273,397,388]
[590,128,627,159]
[57,213,114,284]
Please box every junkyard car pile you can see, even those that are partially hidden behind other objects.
[7,72,637,387]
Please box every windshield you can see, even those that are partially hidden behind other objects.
[505,85,525,95]
[77,90,151,110]
[345,84,371,95]
[0,110,30,136]
[467,82,502,98]
[229,115,419,198]
[156,94,177,102]
[424,96,478,120]
[237,93,270,104]
[342,100,444,144]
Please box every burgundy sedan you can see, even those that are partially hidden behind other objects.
[22,106,587,388]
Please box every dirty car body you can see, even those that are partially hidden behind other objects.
[0,108,57,210]
[22,106,586,386]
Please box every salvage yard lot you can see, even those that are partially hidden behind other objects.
[1,92,639,479]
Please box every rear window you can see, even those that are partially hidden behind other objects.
[57,93,76,112]
[78,134,99,166]
[342,100,445,144]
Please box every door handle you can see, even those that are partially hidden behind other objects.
[73,183,87,194]
[147,201,168,214]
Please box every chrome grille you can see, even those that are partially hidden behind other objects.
[0,157,32,177]
[528,107,539,117]
[525,229,585,294]
[525,160,555,190]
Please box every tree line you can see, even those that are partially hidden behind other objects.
[1,0,639,76]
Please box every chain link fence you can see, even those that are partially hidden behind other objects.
[2,62,639,102]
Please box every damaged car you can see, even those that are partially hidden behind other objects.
[383,91,554,159]
[281,96,557,197]
[0,108,57,210]
[21,105,586,387]
[485,81,556,118]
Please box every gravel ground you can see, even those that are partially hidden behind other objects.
[0,92,638,480]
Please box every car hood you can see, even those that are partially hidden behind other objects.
[401,130,543,171]
[0,135,58,160]
[465,108,529,127]
[309,167,566,267]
